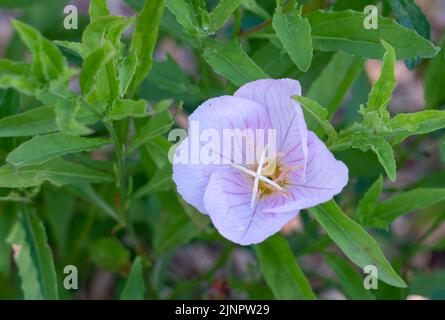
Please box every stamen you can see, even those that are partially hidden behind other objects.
[229,145,285,209]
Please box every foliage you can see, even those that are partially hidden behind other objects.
[0,0,444,300]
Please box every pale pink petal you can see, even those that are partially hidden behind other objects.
[173,96,270,214]
[234,78,308,174]
[266,131,349,214]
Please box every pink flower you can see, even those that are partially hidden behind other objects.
[173,79,348,245]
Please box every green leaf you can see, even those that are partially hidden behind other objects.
[241,0,270,19]
[0,158,112,188]
[90,237,130,273]
[389,0,431,69]
[106,99,148,121]
[389,110,445,143]
[43,188,74,259]
[352,135,397,182]
[0,59,31,76]
[203,39,269,86]
[165,0,202,37]
[0,210,15,278]
[307,52,363,116]
[0,73,40,96]
[309,200,407,288]
[255,234,316,300]
[55,98,93,135]
[129,0,165,91]
[128,100,173,154]
[148,55,196,94]
[6,133,109,167]
[367,41,396,122]
[89,0,110,21]
[80,41,115,97]
[367,188,445,228]
[54,41,85,58]
[324,252,375,300]
[66,183,120,222]
[0,105,98,138]
[7,210,59,300]
[272,6,313,71]
[354,175,383,224]
[12,20,67,81]
[208,0,242,33]
[308,10,439,60]
[82,16,133,52]
[0,59,38,97]
[120,257,145,300]
[118,55,138,97]
[293,95,337,140]
[424,33,445,109]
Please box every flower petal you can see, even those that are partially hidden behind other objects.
[266,131,349,213]
[203,167,298,245]
[172,137,217,214]
[234,78,308,173]
[187,95,271,165]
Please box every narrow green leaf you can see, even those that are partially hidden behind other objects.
[7,210,59,299]
[7,133,109,167]
[0,73,40,96]
[133,164,172,200]
[106,99,148,121]
[367,40,396,122]
[0,59,31,76]
[389,110,445,143]
[309,200,407,288]
[293,95,337,140]
[368,188,445,227]
[165,0,201,36]
[354,175,383,224]
[80,42,115,97]
[129,0,165,91]
[424,33,445,109]
[208,0,242,33]
[352,135,397,182]
[55,98,93,135]
[118,55,138,97]
[148,55,196,94]
[0,105,98,138]
[203,39,269,86]
[66,183,120,222]
[0,210,15,278]
[308,10,439,60]
[272,6,313,71]
[82,16,133,52]
[121,257,145,300]
[324,252,375,300]
[89,0,110,21]
[54,41,85,58]
[307,52,363,116]
[12,20,67,81]
[241,0,270,19]
[389,0,431,69]
[0,159,112,188]
[0,59,37,97]
[255,234,316,300]
[128,100,173,154]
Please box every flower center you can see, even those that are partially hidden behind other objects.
[231,145,294,208]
